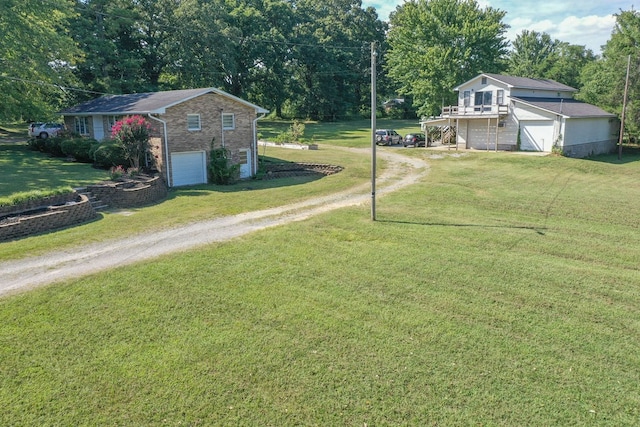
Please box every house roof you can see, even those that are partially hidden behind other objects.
[512,97,616,119]
[60,88,269,116]
[455,73,577,93]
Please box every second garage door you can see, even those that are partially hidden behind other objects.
[171,151,207,186]
[520,121,554,152]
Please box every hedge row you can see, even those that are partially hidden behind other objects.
[28,131,127,169]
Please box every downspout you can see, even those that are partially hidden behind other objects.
[252,112,267,176]
[147,114,171,187]
[220,108,225,148]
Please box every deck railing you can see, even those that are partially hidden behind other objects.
[442,104,509,116]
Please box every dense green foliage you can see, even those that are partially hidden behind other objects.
[0,0,81,121]
[385,0,509,116]
[208,146,240,184]
[2,0,638,131]
[578,9,640,138]
[507,30,596,89]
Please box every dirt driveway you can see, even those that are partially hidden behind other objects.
[0,148,429,297]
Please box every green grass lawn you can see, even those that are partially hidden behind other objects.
[0,142,110,197]
[260,118,421,147]
[1,143,639,424]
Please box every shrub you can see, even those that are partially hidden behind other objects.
[42,136,65,157]
[61,136,94,163]
[109,165,126,180]
[27,137,46,152]
[209,145,239,185]
[273,120,306,144]
[92,141,128,169]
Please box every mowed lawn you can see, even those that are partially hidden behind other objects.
[1,133,640,423]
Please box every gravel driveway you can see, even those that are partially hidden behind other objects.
[0,148,429,297]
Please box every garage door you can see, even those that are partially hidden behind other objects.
[171,151,207,186]
[520,121,554,152]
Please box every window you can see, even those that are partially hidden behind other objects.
[474,91,492,112]
[483,91,492,105]
[463,91,471,107]
[497,90,504,105]
[238,150,248,164]
[75,117,89,135]
[481,77,487,84]
[222,113,235,130]
[107,115,120,130]
[187,114,201,131]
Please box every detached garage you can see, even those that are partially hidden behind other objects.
[171,151,207,186]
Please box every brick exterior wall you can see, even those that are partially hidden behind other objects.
[0,194,97,242]
[63,92,261,186]
[87,175,167,208]
[160,93,257,184]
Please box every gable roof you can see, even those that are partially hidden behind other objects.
[512,97,616,119]
[455,73,577,93]
[60,88,269,116]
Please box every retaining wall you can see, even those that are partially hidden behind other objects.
[262,162,343,180]
[87,175,167,208]
[0,194,97,242]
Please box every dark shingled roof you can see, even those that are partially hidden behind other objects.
[60,88,268,115]
[483,73,577,92]
[512,97,616,118]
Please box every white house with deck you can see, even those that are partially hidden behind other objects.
[422,73,619,157]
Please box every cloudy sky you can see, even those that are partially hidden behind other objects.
[361,0,637,54]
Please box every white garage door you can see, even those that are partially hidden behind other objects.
[520,121,554,152]
[171,151,207,186]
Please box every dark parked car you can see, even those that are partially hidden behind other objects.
[403,132,429,147]
[375,129,403,146]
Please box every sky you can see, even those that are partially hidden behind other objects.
[361,0,638,54]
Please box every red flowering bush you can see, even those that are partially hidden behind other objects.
[111,115,152,169]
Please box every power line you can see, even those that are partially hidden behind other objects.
[0,75,114,96]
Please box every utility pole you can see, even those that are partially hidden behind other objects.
[618,55,631,160]
[371,42,377,221]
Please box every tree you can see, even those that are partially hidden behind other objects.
[0,0,82,121]
[579,9,640,138]
[507,30,595,89]
[385,0,509,117]
[110,115,151,169]
[287,0,387,120]
[507,30,558,78]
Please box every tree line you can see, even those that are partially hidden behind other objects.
[1,0,639,135]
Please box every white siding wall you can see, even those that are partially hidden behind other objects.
[510,88,573,98]
[563,117,615,146]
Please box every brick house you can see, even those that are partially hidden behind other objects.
[60,88,269,186]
